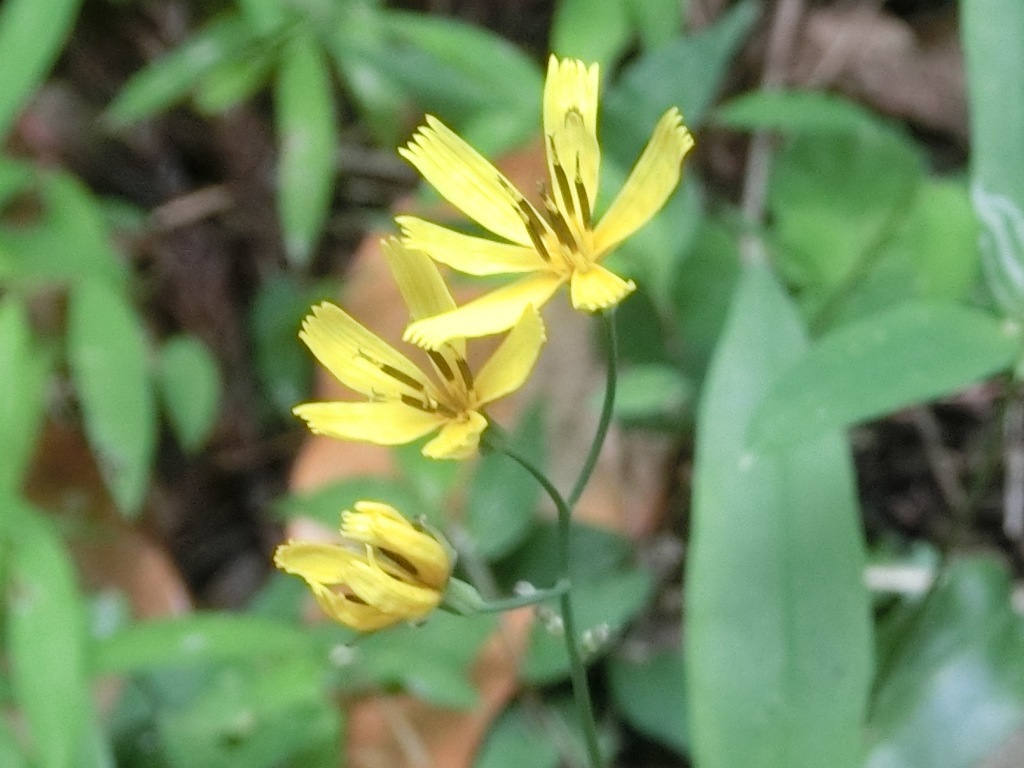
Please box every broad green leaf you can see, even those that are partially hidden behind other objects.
[156,336,221,453]
[67,281,156,515]
[274,32,338,266]
[686,265,872,768]
[604,0,758,147]
[521,567,653,684]
[5,499,91,768]
[0,0,82,137]
[551,0,630,73]
[715,89,876,134]
[0,172,127,289]
[465,405,545,560]
[237,0,288,36]
[159,658,338,768]
[769,126,922,324]
[608,650,689,755]
[0,155,33,207]
[476,703,563,768]
[753,301,1020,448]
[0,718,27,768]
[962,0,1024,318]
[92,615,314,674]
[0,297,49,493]
[498,520,633,588]
[105,15,256,127]
[356,612,496,708]
[867,557,1024,768]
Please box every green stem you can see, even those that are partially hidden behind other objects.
[568,310,619,509]
[483,436,603,768]
[475,580,571,612]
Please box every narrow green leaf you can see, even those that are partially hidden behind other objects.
[67,281,156,516]
[0,0,82,137]
[5,498,91,768]
[867,557,1024,768]
[92,615,314,675]
[194,50,275,114]
[156,335,221,453]
[465,406,545,560]
[715,89,877,134]
[105,15,255,127]
[274,33,338,267]
[686,265,872,768]
[0,297,49,493]
[962,0,1024,319]
[604,0,758,144]
[551,0,630,73]
[753,301,1020,448]
[624,0,682,49]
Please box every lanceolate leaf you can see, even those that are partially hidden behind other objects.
[274,32,339,267]
[67,281,156,516]
[0,297,49,494]
[686,265,872,768]
[753,300,1020,448]
[5,498,91,768]
[0,0,82,137]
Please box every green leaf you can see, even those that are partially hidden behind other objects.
[715,89,877,134]
[551,0,630,73]
[962,0,1024,318]
[476,703,563,768]
[465,406,545,560]
[274,32,338,267]
[613,363,692,427]
[0,0,82,138]
[608,650,689,755]
[67,281,156,515]
[5,498,91,768]
[0,172,128,289]
[604,0,758,146]
[521,568,653,684]
[623,0,682,49]
[158,657,339,768]
[0,297,49,494]
[92,615,314,674]
[356,612,496,708]
[156,336,221,453]
[194,49,276,114]
[105,15,256,127]
[686,265,872,768]
[753,301,1020,448]
[769,126,923,324]
[867,557,1024,768]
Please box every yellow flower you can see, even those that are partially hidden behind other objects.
[292,239,546,460]
[274,501,452,631]
[398,55,695,349]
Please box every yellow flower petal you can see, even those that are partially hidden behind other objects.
[343,554,442,616]
[399,116,531,247]
[474,306,547,406]
[381,237,458,321]
[273,541,356,584]
[397,216,545,275]
[343,501,450,589]
[544,57,600,205]
[292,401,444,445]
[308,582,403,631]
[570,264,636,311]
[299,302,432,400]
[592,107,695,256]
[403,273,565,350]
[422,411,488,460]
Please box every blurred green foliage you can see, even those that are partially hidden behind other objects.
[2,0,1024,766]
